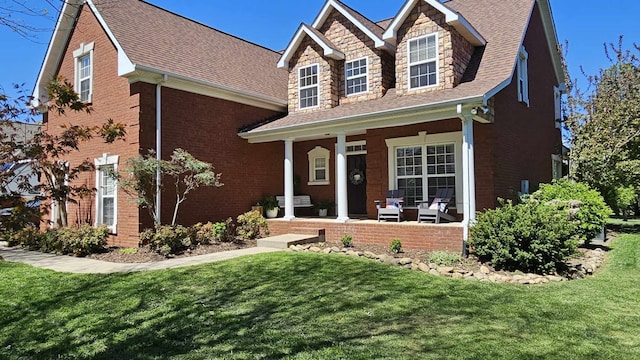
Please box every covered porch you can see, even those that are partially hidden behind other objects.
[240,101,491,251]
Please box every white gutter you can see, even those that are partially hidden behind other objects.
[155,74,168,224]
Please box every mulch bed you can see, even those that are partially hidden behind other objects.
[87,239,257,263]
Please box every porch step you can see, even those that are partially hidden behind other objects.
[291,227,326,242]
[257,234,319,249]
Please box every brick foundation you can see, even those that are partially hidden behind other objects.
[267,218,464,252]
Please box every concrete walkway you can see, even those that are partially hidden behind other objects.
[0,245,282,274]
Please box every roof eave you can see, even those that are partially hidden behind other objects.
[240,95,487,143]
[278,24,345,69]
[537,0,566,85]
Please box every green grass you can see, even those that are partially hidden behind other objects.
[1,234,639,359]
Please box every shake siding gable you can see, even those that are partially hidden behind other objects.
[45,4,143,247]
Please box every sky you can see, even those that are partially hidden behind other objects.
[0,0,638,101]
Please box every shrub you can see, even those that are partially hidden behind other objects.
[390,239,402,254]
[341,234,353,248]
[140,224,191,257]
[192,219,236,244]
[1,201,40,245]
[15,225,108,256]
[533,179,612,242]
[469,200,579,274]
[236,211,269,240]
[428,251,462,266]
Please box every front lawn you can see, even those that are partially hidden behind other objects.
[0,233,639,359]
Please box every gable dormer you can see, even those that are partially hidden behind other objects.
[278,0,396,113]
[383,0,486,96]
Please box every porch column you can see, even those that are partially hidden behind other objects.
[336,132,349,222]
[284,139,295,221]
[467,117,477,220]
[460,113,477,254]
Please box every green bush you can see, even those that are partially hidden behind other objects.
[15,225,108,256]
[236,211,269,240]
[1,201,40,245]
[341,234,353,248]
[192,219,235,244]
[140,224,192,257]
[428,251,462,266]
[533,179,612,242]
[469,200,579,274]
[390,239,402,254]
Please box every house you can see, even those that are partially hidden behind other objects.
[33,0,564,251]
[0,122,42,207]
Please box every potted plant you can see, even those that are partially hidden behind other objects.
[259,195,280,218]
[314,199,335,217]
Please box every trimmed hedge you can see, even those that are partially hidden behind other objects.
[16,225,109,257]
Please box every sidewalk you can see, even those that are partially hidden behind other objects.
[0,245,282,274]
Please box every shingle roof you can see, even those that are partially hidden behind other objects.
[93,0,288,101]
[246,0,535,134]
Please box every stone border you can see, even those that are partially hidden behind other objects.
[288,244,607,285]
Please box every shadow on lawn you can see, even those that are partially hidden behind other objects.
[0,252,628,359]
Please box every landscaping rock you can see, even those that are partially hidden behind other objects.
[452,273,464,279]
[345,250,358,257]
[363,251,376,259]
[418,263,430,273]
[380,255,395,264]
[397,258,413,265]
[429,269,440,276]
[437,266,454,274]
[480,265,491,274]
[309,247,321,253]
[330,247,340,253]
[322,248,332,254]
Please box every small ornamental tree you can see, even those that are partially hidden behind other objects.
[1,77,126,228]
[120,148,223,226]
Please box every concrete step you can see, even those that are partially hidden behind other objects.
[257,234,319,249]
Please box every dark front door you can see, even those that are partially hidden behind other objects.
[347,154,367,216]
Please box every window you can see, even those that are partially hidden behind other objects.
[386,132,462,210]
[299,64,319,109]
[554,86,562,128]
[345,58,368,95]
[308,146,330,185]
[552,155,563,179]
[517,46,529,105]
[95,154,118,232]
[408,34,438,89]
[73,42,94,103]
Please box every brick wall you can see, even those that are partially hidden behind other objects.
[491,2,562,204]
[395,1,474,95]
[159,87,283,226]
[268,219,464,252]
[43,4,144,247]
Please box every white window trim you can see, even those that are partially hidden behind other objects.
[517,46,529,106]
[94,153,119,233]
[407,33,439,91]
[554,86,562,128]
[298,63,320,110]
[345,57,369,97]
[73,42,95,103]
[385,131,463,210]
[308,146,330,185]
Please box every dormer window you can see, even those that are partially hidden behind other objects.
[345,58,368,96]
[517,46,529,106]
[299,64,319,109]
[73,42,94,103]
[408,34,438,89]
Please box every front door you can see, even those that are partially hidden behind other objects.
[347,154,367,216]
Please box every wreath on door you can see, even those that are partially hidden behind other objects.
[349,169,365,185]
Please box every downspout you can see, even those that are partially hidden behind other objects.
[155,74,168,224]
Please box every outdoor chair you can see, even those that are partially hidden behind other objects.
[375,190,404,222]
[417,188,456,223]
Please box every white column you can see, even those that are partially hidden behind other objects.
[467,117,476,221]
[461,118,471,226]
[336,132,349,222]
[284,139,295,221]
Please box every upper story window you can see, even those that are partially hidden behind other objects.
[345,58,368,96]
[299,64,319,109]
[73,42,94,103]
[554,86,562,128]
[517,46,529,106]
[408,34,438,89]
